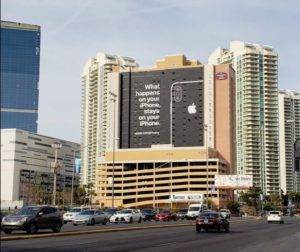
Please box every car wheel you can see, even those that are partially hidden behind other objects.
[129,217,133,223]
[63,221,67,224]
[217,225,221,232]
[196,226,201,233]
[138,217,142,223]
[102,218,108,225]
[90,219,95,226]
[3,229,12,234]
[73,223,78,226]
[224,225,229,232]
[280,221,284,224]
[52,222,62,233]
[268,221,271,223]
[27,223,37,234]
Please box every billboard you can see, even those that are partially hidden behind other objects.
[169,193,204,203]
[120,67,204,148]
[214,175,253,189]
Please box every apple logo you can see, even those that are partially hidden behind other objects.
[188,103,196,114]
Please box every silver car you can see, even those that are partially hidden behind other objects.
[73,210,108,226]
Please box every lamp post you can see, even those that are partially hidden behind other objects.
[51,143,62,206]
[169,80,203,145]
[203,124,209,205]
[109,91,117,208]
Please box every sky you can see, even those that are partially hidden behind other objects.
[2,0,300,143]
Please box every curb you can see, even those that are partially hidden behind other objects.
[1,218,258,241]
[1,223,191,241]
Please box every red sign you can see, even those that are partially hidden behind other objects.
[215,72,228,80]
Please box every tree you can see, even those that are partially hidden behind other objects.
[73,186,86,205]
[239,187,262,209]
[226,201,240,214]
[84,183,96,205]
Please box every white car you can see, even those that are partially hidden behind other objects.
[110,209,143,223]
[63,207,91,224]
[267,211,284,224]
[219,209,231,219]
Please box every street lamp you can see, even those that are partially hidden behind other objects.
[51,143,62,206]
[70,145,89,207]
[169,80,203,145]
[203,124,209,205]
[109,91,117,208]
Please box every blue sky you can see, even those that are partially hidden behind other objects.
[2,0,300,142]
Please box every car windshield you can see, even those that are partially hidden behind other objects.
[189,207,200,211]
[270,211,279,215]
[118,210,132,214]
[179,209,187,213]
[69,208,82,213]
[200,212,219,218]
[142,209,152,213]
[80,210,94,215]
[16,207,40,216]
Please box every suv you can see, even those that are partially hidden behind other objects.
[1,205,63,234]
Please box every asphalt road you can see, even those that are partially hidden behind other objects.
[1,217,300,252]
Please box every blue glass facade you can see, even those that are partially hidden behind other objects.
[1,21,40,132]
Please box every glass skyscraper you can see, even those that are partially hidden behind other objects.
[1,21,40,132]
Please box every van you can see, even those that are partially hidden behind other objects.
[187,204,207,219]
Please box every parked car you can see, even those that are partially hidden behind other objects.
[187,204,208,219]
[196,211,229,233]
[103,208,118,219]
[155,210,177,222]
[63,206,91,224]
[267,211,284,224]
[219,209,231,219]
[141,208,156,221]
[176,208,188,220]
[73,210,108,226]
[1,205,63,234]
[110,209,143,223]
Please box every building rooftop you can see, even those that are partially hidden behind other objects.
[1,20,40,31]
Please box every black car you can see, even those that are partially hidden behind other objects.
[141,208,156,221]
[196,211,229,233]
[1,205,63,234]
[176,208,188,220]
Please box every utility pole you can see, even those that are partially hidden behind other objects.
[109,91,117,208]
[51,143,62,206]
[70,150,76,207]
[204,124,209,207]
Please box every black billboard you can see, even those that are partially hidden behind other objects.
[120,67,204,149]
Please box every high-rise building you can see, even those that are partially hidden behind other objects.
[209,41,280,195]
[106,55,236,170]
[278,90,300,193]
[1,21,40,132]
[93,55,236,208]
[81,53,138,185]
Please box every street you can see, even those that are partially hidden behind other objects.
[1,217,300,252]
